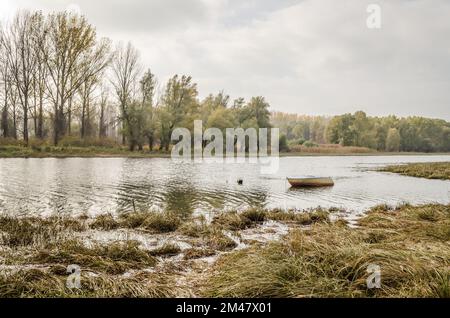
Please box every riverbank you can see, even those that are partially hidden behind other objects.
[0,145,172,159]
[0,204,448,298]
[380,162,450,180]
[1,144,449,159]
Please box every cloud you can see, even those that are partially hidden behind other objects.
[2,0,450,119]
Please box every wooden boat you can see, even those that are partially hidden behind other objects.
[287,177,334,187]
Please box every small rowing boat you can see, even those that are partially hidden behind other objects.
[287,177,334,187]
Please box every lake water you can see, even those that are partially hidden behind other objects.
[0,156,449,219]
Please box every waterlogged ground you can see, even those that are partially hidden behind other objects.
[0,205,448,298]
[0,156,449,297]
[0,208,329,297]
[0,156,449,219]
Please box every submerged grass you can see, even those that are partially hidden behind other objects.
[202,204,450,298]
[380,162,450,180]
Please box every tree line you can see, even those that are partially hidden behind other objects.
[0,10,272,151]
[1,10,448,153]
[272,111,450,153]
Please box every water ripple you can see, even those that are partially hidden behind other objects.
[0,156,449,217]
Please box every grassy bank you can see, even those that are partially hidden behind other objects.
[0,208,329,297]
[287,144,376,155]
[1,138,449,158]
[0,205,449,298]
[1,144,449,159]
[381,162,450,180]
[202,204,450,298]
[0,145,171,159]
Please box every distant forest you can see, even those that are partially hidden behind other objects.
[273,112,450,153]
[1,11,449,153]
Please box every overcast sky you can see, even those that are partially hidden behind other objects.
[1,0,449,120]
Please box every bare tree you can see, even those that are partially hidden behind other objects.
[98,85,109,138]
[110,42,141,146]
[40,12,111,145]
[78,73,102,138]
[1,11,39,144]
[9,81,19,139]
[0,28,10,138]
[30,12,47,139]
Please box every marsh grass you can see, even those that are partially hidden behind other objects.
[213,212,253,231]
[142,212,181,233]
[178,218,209,238]
[90,214,119,231]
[241,209,267,223]
[205,228,238,251]
[117,211,181,233]
[202,204,450,298]
[32,240,156,275]
[213,208,330,231]
[2,205,448,298]
[266,209,330,225]
[380,162,450,180]
[0,269,176,298]
[0,216,85,248]
[183,248,216,260]
[149,243,182,257]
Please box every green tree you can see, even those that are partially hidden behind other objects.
[160,74,198,151]
[140,69,157,150]
[386,128,401,152]
[279,134,289,152]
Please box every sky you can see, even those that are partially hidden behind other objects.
[1,0,449,120]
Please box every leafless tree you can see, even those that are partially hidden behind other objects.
[30,12,47,139]
[39,12,111,145]
[0,28,10,138]
[78,73,102,138]
[98,85,110,138]
[110,42,141,145]
[1,11,39,144]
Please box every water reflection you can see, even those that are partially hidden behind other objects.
[0,156,448,218]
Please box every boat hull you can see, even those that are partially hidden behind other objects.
[287,177,334,187]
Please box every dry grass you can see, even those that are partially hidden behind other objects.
[89,211,182,233]
[380,162,450,180]
[266,208,330,225]
[0,269,177,298]
[149,243,182,257]
[183,248,216,260]
[288,144,376,154]
[2,205,448,298]
[205,228,238,251]
[90,214,119,231]
[178,218,210,238]
[213,208,330,230]
[0,216,85,248]
[118,211,181,233]
[202,204,450,298]
[32,240,156,275]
